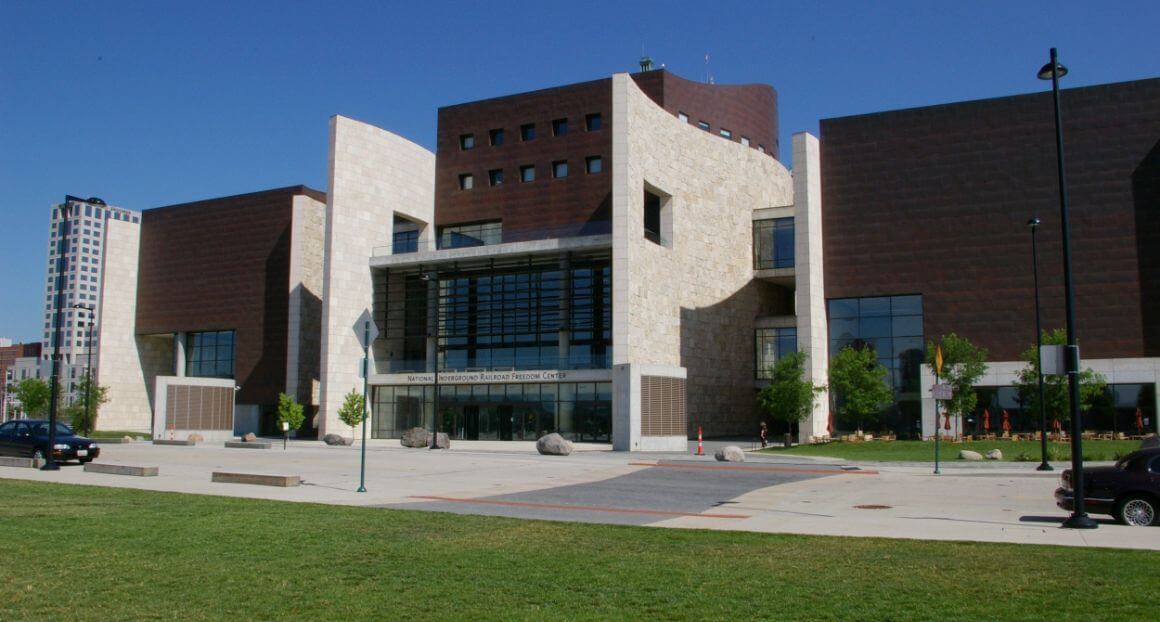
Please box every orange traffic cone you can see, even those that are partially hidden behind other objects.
[696,425,704,456]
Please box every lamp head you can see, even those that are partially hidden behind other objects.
[1027,217,1041,229]
[1037,61,1068,80]
[420,272,438,282]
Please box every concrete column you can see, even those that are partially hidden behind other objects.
[173,332,186,377]
[792,132,831,442]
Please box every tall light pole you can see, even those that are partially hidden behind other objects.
[42,196,81,470]
[421,272,443,450]
[1039,48,1096,529]
[71,304,95,435]
[1027,219,1052,471]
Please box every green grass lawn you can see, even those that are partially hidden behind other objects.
[759,439,1142,463]
[0,479,1152,621]
[88,430,149,439]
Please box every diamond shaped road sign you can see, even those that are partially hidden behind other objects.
[353,308,379,348]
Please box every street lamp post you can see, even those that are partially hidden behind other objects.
[42,196,81,471]
[1027,219,1052,472]
[1038,48,1096,529]
[71,304,95,435]
[421,272,443,450]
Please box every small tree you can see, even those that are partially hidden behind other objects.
[757,351,826,443]
[12,378,51,418]
[63,376,109,436]
[925,333,988,423]
[828,344,893,432]
[276,392,305,433]
[1014,328,1107,424]
[337,389,366,437]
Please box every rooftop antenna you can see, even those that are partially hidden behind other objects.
[704,53,714,84]
[639,43,653,72]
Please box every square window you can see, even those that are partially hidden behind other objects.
[719,128,732,139]
[585,156,602,174]
[552,160,568,178]
[488,169,504,186]
[697,121,710,132]
[489,128,504,146]
[552,118,568,136]
[520,165,535,183]
[678,112,688,123]
[460,134,475,150]
[585,113,602,131]
[520,123,535,141]
[741,136,751,147]
[758,144,766,153]
[458,173,474,190]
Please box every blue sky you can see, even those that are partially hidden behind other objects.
[1,0,1156,343]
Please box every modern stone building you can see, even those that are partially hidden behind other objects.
[317,69,829,450]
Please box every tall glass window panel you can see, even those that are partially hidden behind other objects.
[753,217,795,269]
[755,327,797,380]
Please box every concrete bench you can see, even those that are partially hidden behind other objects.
[225,441,272,449]
[211,472,300,487]
[84,463,159,477]
[152,439,196,446]
[0,456,36,468]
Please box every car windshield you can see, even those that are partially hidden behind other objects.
[32,423,74,436]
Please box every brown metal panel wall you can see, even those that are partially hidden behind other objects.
[163,384,233,431]
[136,186,324,406]
[821,78,1160,360]
[641,375,687,436]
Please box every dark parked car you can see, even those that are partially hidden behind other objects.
[1055,447,1160,526]
[0,419,100,464]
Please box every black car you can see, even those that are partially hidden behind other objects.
[0,419,101,464]
[1055,447,1160,526]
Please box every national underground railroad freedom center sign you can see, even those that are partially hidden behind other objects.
[372,369,613,386]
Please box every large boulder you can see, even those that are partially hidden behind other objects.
[1140,435,1159,450]
[121,435,134,443]
[187,433,204,443]
[241,432,258,442]
[715,445,745,462]
[959,450,983,461]
[536,433,574,456]
[323,433,349,446]
[985,449,1003,461]
[432,432,451,449]
[401,427,429,448]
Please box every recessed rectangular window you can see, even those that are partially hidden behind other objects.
[520,123,535,141]
[757,144,766,153]
[585,113,602,131]
[552,160,568,178]
[489,128,504,146]
[678,112,688,123]
[697,121,710,132]
[552,118,568,136]
[460,134,475,150]
[458,173,474,190]
[719,128,732,139]
[520,165,535,183]
[488,169,504,186]
[585,156,602,174]
[740,136,751,147]
[644,191,662,245]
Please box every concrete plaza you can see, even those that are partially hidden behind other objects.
[2,438,1157,551]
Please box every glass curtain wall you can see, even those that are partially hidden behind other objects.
[371,382,613,442]
[827,295,923,437]
[753,217,794,269]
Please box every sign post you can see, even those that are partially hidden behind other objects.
[354,310,379,493]
[933,344,944,475]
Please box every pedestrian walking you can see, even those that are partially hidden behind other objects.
[759,421,768,448]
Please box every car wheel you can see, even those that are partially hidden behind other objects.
[1115,494,1158,527]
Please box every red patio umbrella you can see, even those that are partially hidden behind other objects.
[1002,410,1011,433]
[943,411,951,430]
[982,409,991,433]
[1136,408,1145,436]
[1052,418,1062,433]
[827,411,834,434]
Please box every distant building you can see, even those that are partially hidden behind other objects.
[41,196,139,405]
[1,341,42,421]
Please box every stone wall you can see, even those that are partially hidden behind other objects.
[286,194,326,410]
[94,219,151,432]
[318,115,434,436]
[611,74,794,439]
